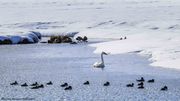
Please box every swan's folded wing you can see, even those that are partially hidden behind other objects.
[93,62,100,67]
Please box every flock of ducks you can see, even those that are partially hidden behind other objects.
[126,77,168,91]
[10,80,110,91]
[10,81,71,90]
[10,77,168,91]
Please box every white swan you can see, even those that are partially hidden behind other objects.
[93,52,108,68]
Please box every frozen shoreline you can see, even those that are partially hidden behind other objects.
[0,42,180,100]
[88,32,180,70]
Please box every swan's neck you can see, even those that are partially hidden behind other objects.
[101,53,104,64]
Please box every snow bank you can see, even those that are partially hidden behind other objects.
[40,30,79,37]
[90,32,180,69]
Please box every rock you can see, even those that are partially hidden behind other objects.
[48,36,59,43]
[61,36,72,43]
[48,40,53,43]
[27,32,39,43]
[0,31,42,45]
[30,31,42,39]
[48,35,72,43]
[0,36,12,44]
[9,36,22,44]
[54,36,62,43]
[0,39,12,44]
[19,36,34,44]
[0,36,9,41]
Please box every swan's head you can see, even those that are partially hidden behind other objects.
[102,52,108,55]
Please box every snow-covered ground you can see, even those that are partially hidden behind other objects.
[1,0,180,69]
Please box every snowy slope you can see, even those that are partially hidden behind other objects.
[0,0,180,69]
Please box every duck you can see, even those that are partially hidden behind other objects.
[38,84,44,88]
[30,82,38,86]
[64,86,72,90]
[31,84,44,89]
[136,77,145,82]
[31,86,39,89]
[21,83,28,87]
[61,83,68,87]
[82,36,88,42]
[76,36,83,42]
[137,82,144,86]
[103,81,110,86]
[31,85,39,89]
[46,81,53,85]
[10,81,18,85]
[83,81,90,85]
[126,83,134,87]
[147,79,155,83]
[138,85,144,89]
[161,86,168,91]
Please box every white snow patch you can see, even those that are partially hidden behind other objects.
[90,32,180,69]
